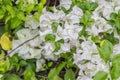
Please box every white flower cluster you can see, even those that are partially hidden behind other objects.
[10,0,120,79]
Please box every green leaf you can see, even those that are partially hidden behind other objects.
[34,13,41,22]
[52,22,59,32]
[115,19,120,30]
[20,60,28,67]
[23,69,37,80]
[93,71,108,80]
[90,2,98,11]
[56,62,66,74]
[6,5,15,18]
[112,54,120,66]
[38,3,43,13]
[17,11,25,21]
[118,10,120,17]
[0,51,10,74]
[80,11,94,27]
[0,7,5,19]
[64,69,75,80]
[48,68,57,80]
[48,62,65,80]
[110,12,118,21]
[110,64,120,80]
[107,20,115,27]
[10,17,22,29]
[41,0,46,5]
[26,62,36,72]
[53,75,62,80]
[45,34,56,42]
[54,42,61,52]
[25,4,34,13]
[97,40,113,61]
[3,0,12,5]
[5,74,22,80]
[57,39,64,44]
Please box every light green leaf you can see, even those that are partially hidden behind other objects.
[17,11,25,21]
[23,69,37,80]
[64,69,75,80]
[112,54,120,65]
[110,64,120,80]
[41,0,46,5]
[56,62,66,74]
[0,51,10,74]
[93,71,108,80]
[38,3,43,13]
[97,40,113,61]
[10,17,22,29]
[48,68,57,80]
[34,13,41,22]
[25,4,34,13]
[53,75,62,80]
[6,5,15,18]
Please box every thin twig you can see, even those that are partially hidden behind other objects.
[0,34,39,61]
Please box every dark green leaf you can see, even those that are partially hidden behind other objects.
[45,34,56,42]
[90,2,98,11]
[110,12,117,21]
[57,39,64,44]
[54,42,61,52]
[52,22,59,32]
[0,7,5,19]
[107,20,115,27]
[5,74,22,80]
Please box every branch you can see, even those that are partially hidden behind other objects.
[0,34,39,61]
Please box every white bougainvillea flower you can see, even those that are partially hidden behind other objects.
[60,0,72,10]
[29,48,41,59]
[25,15,39,29]
[60,43,70,52]
[87,17,113,36]
[77,75,92,80]
[64,6,83,24]
[41,42,57,60]
[36,59,45,72]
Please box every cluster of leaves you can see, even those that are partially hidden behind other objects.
[0,0,46,33]
[108,10,120,34]
[77,0,98,36]
[48,47,78,80]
